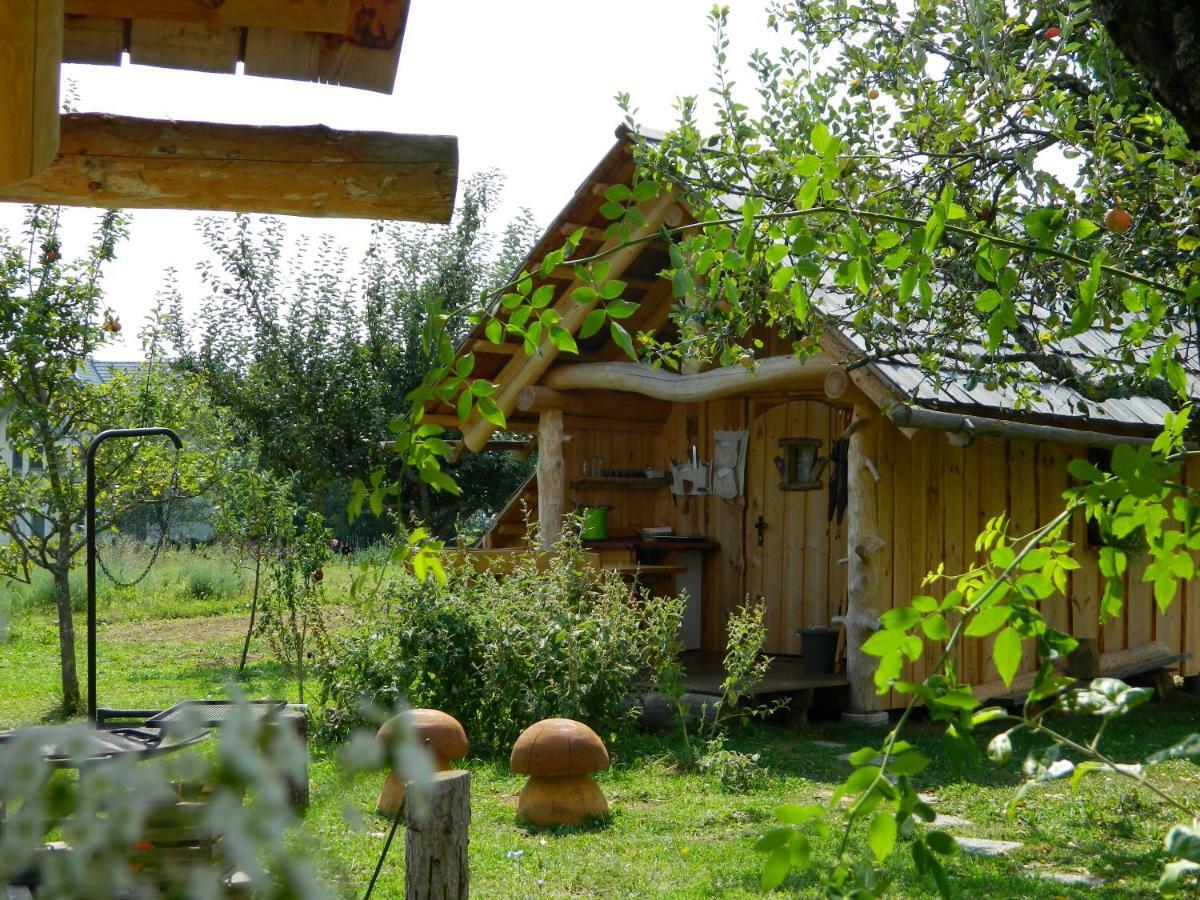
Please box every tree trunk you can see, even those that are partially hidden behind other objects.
[238,551,262,674]
[52,550,81,714]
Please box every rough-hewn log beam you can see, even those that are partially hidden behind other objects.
[542,354,834,403]
[0,0,63,189]
[835,405,888,722]
[0,113,457,222]
[516,385,672,421]
[888,403,1161,449]
[537,409,565,550]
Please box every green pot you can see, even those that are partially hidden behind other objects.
[580,506,609,541]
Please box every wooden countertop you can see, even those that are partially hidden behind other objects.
[582,537,721,552]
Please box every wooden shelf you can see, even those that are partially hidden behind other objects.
[570,476,667,491]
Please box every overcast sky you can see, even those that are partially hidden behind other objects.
[0,1,776,358]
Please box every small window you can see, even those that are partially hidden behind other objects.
[11,448,22,474]
[773,438,826,491]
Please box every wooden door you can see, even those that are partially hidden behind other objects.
[744,399,848,654]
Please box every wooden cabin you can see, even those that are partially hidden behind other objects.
[1,0,456,222]
[425,128,1199,714]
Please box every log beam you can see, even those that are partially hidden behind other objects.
[542,354,835,403]
[0,113,457,222]
[516,386,672,421]
[0,0,63,189]
[888,403,1164,450]
[840,405,887,717]
[537,409,565,550]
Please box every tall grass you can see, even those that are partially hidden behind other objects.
[3,542,253,624]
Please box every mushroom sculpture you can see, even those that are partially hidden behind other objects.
[510,718,609,826]
[376,708,468,814]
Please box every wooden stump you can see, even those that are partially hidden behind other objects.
[405,770,470,900]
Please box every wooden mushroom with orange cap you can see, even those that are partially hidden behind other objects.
[510,718,610,826]
[376,708,468,814]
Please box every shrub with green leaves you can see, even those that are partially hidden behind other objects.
[313,533,683,753]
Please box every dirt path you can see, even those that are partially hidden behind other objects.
[105,614,248,645]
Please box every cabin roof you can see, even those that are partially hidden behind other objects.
[426,128,1181,447]
[64,0,412,93]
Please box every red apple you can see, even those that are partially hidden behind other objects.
[1044,26,1060,39]
[312,569,324,583]
[1103,208,1132,233]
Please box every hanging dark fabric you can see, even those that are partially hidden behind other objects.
[827,437,850,525]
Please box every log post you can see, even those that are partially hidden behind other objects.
[0,0,63,189]
[842,404,889,724]
[405,770,470,900]
[537,409,565,550]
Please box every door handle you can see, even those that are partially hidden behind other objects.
[755,515,767,546]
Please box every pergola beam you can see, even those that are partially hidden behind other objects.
[0,0,63,189]
[888,403,1162,450]
[0,113,457,222]
[64,0,353,33]
[541,354,835,403]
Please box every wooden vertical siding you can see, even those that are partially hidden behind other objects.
[484,392,1200,693]
[872,422,1200,698]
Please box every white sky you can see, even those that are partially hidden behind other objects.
[0,1,776,358]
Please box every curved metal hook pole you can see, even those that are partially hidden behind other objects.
[86,428,183,722]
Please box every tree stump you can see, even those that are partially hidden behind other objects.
[405,770,470,900]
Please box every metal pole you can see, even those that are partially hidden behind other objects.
[85,427,182,722]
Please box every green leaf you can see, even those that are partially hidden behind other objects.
[987,730,1013,765]
[921,614,950,640]
[1070,219,1100,239]
[599,279,627,300]
[609,322,636,359]
[605,299,639,319]
[868,811,897,863]
[889,751,930,776]
[925,831,957,855]
[761,845,791,891]
[548,325,578,354]
[965,604,1011,637]
[993,627,1022,686]
[475,396,506,429]
[1148,734,1200,765]
[579,308,607,339]
[774,803,825,825]
[797,177,820,210]
[484,318,503,344]
[531,284,556,308]
[810,122,831,154]
[755,827,792,852]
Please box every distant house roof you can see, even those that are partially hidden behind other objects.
[77,359,145,387]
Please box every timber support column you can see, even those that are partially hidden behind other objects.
[840,404,889,725]
[537,409,565,549]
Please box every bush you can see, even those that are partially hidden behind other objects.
[313,532,684,753]
[697,737,769,793]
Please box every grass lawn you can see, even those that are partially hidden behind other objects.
[3,550,1199,897]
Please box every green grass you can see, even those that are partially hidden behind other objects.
[3,548,1200,896]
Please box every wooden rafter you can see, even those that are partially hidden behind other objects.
[458,191,681,451]
[1,0,63,190]
[0,113,458,222]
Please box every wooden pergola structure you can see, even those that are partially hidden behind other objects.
[1,0,457,221]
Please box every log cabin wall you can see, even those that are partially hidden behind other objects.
[481,388,1200,699]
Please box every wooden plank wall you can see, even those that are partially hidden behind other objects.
[873,424,1200,702]
[483,392,1200,692]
